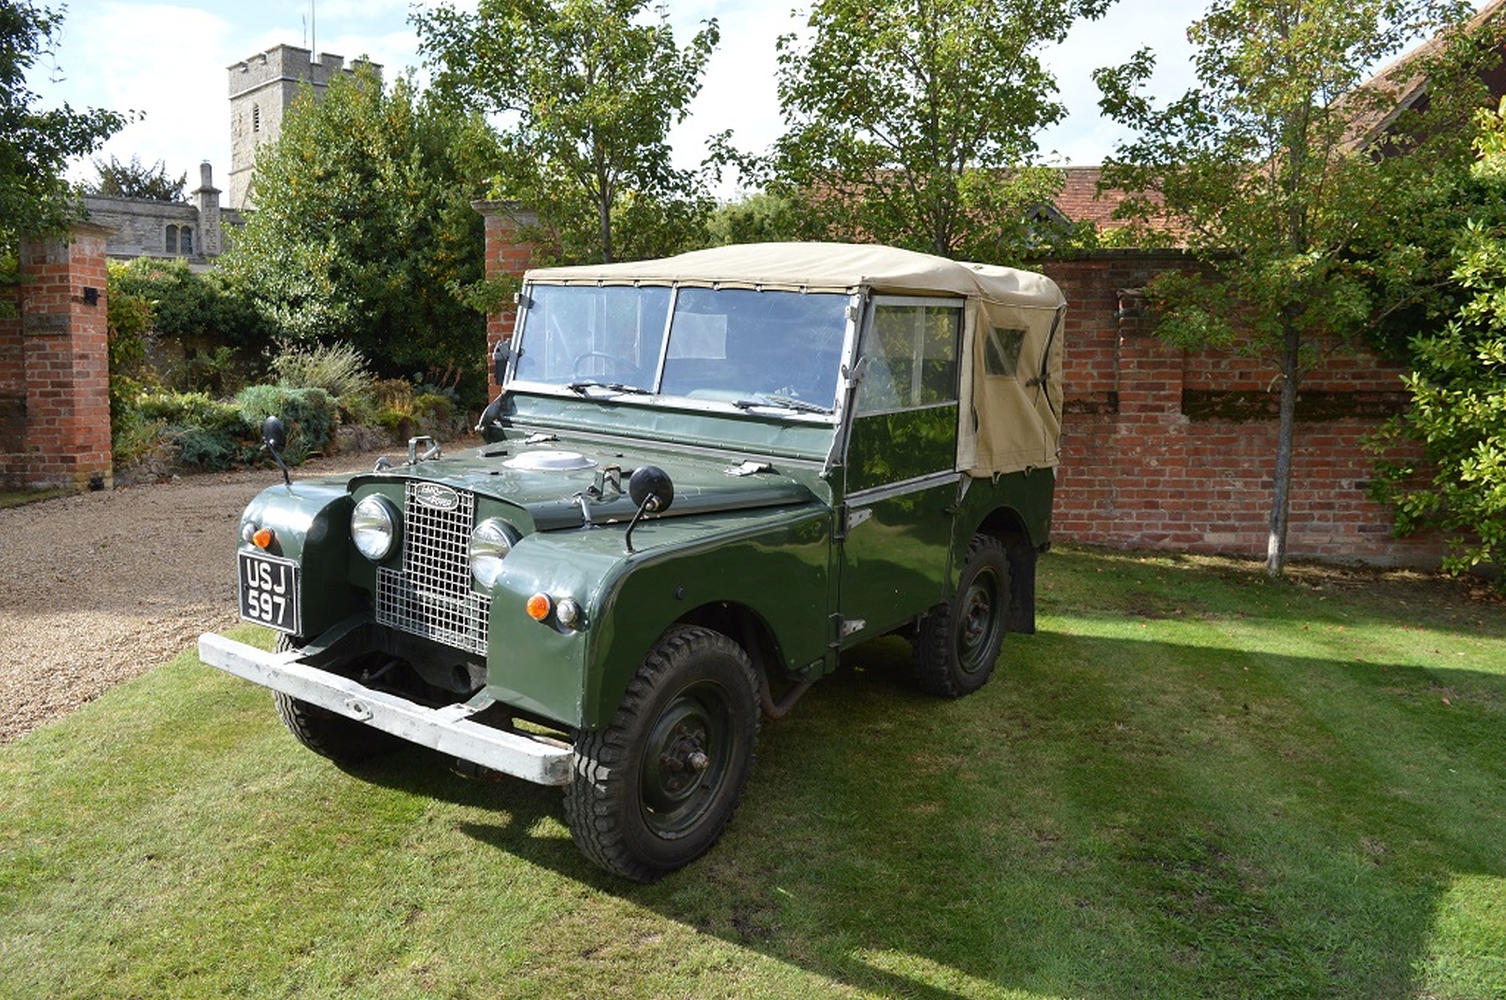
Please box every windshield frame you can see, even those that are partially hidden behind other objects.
[505,280,861,425]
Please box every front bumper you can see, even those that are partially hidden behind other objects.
[197,632,573,786]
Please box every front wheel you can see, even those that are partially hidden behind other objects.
[272,634,402,764]
[913,535,1011,698]
[565,626,760,882]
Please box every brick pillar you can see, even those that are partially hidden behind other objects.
[3,223,114,491]
[1,274,23,486]
[472,200,540,395]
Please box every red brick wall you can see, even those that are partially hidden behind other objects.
[1040,253,1443,567]
[474,201,540,395]
[1,225,114,491]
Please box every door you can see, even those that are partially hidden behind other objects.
[837,296,964,641]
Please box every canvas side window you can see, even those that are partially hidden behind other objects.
[984,326,1026,377]
[855,301,961,413]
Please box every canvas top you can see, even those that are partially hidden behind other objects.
[525,241,1066,310]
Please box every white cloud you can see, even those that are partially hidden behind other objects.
[43,4,240,185]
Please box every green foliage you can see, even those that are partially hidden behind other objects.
[135,390,244,470]
[769,0,1109,261]
[223,68,497,380]
[415,0,720,264]
[86,155,186,202]
[115,256,275,365]
[105,261,158,464]
[706,191,803,245]
[1093,0,1481,574]
[125,385,338,471]
[0,1,128,251]
[1370,101,1506,585]
[234,385,337,465]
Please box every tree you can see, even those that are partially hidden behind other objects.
[1,1,127,251]
[222,67,500,387]
[414,0,719,264]
[768,0,1110,261]
[1094,0,1485,577]
[87,155,186,202]
[1368,99,1506,585]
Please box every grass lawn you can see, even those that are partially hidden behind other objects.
[2,546,1504,998]
[0,486,69,510]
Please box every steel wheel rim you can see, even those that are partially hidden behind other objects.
[640,681,733,839]
[957,568,1001,674]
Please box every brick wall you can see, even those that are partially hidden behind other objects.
[474,201,541,395]
[1,224,114,491]
[467,216,1445,569]
[1040,253,1442,567]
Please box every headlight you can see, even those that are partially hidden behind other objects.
[351,494,399,562]
[470,518,518,588]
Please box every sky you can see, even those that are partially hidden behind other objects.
[16,0,1403,200]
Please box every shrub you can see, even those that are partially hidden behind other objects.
[268,339,375,400]
[134,391,248,471]
[236,385,338,464]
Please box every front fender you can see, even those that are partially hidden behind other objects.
[240,479,357,637]
[583,507,832,730]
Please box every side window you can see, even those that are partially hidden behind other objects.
[984,326,1026,377]
[855,301,960,413]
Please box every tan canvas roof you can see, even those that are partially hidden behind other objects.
[526,241,1066,310]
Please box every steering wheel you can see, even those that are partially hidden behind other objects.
[572,351,642,379]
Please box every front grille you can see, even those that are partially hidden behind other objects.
[375,483,490,655]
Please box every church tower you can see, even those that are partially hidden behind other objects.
[226,44,380,210]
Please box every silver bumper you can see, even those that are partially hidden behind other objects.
[197,632,573,786]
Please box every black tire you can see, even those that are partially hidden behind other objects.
[564,626,760,882]
[272,634,402,764]
[913,535,1011,698]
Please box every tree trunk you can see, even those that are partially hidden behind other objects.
[1266,321,1301,577]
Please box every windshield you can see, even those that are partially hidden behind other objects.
[513,284,850,412]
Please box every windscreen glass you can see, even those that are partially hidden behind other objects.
[514,284,849,413]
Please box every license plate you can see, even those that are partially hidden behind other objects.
[239,551,300,633]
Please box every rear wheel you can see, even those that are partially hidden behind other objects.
[272,634,402,764]
[914,535,1011,698]
[565,626,760,882]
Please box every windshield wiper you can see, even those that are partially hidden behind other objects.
[733,393,832,414]
[565,379,653,396]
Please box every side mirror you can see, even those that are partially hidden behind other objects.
[628,465,674,513]
[624,466,674,553]
[262,416,287,453]
[261,416,291,486]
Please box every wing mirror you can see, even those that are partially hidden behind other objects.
[261,416,292,486]
[624,465,674,553]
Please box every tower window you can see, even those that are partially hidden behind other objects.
[252,103,260,133]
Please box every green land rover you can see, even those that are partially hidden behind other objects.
[199,242,1067,880]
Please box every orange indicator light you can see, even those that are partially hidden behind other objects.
[525,593,552,621]
[252,528,275,549]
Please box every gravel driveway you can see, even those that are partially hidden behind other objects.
[0,450,392,742]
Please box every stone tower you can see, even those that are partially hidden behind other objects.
[226,44,380,210]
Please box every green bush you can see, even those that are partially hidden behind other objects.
[135,391,248,471]
[236,385,338,464]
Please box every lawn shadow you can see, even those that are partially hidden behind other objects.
[459,630,1499,999]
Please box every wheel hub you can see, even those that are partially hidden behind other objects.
[658,723,711,793]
